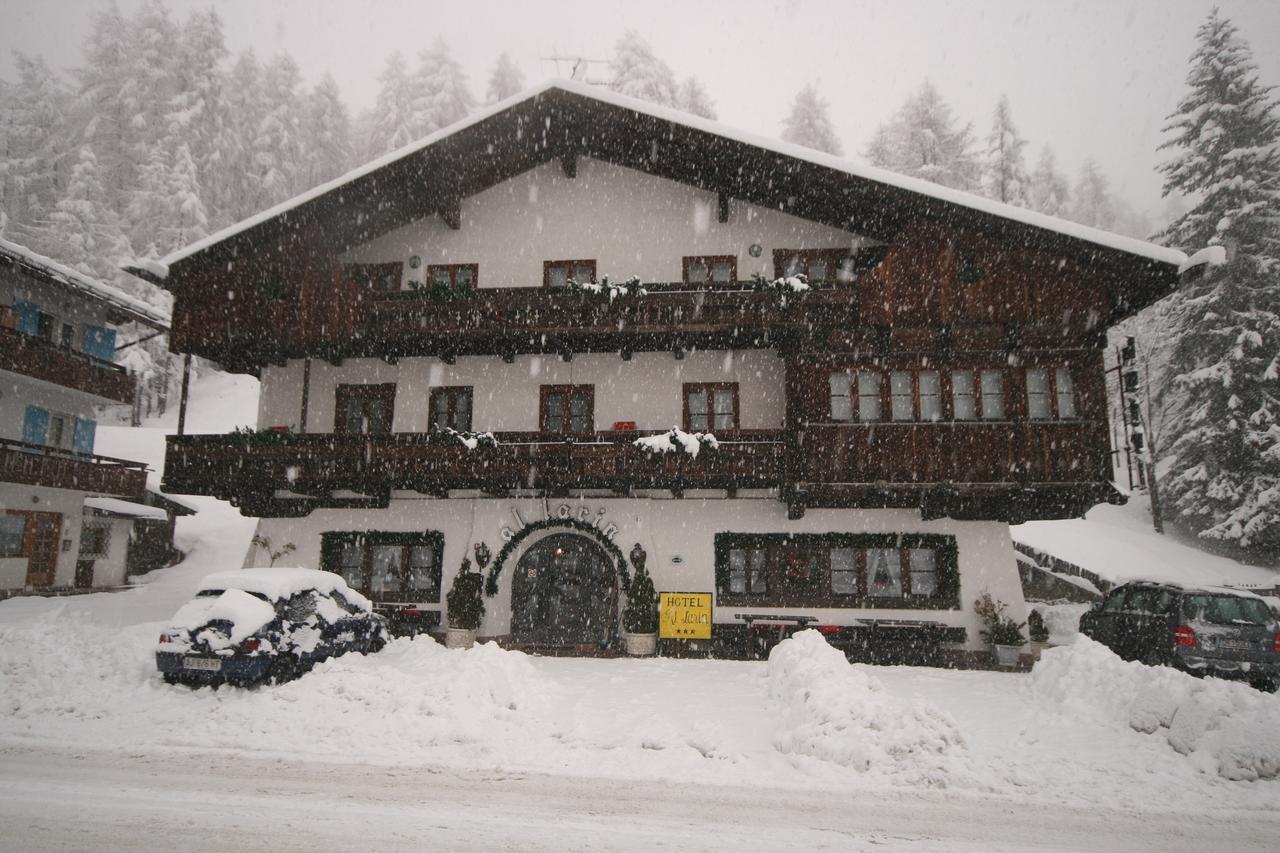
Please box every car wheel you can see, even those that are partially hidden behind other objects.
[267,654,299,685]
[1140,648,1166,668]
[1249,677,1278,694]
[162,673,180,686]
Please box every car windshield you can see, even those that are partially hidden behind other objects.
[1181,594,1273,626]
[195,588,272,603]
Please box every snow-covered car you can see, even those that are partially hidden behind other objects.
[1079,581,1280,691]
[156,568,388,686]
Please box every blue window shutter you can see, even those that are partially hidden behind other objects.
[14,301,40,335]
[72,418,97,454]
[82,325,117,361]
[22,406,49,446]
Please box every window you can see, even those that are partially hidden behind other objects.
[952,370,977,420]
[36,311,56,342]
[773,249,857,284]
[79,524,110,557]
[890,371,914,422]
[684,383,738,432]
[343,262,403,293]
[427,263,477,291]
[59,322,74,349]
[334,384,396,435]
[715,533,958,608]
[321,531,444,602]
[544,259,597,289]
[0,515,25,558]
[430,386,473,432]
[540,385,594,434]
[918,371,941,422]
[858,371,883,421]
[1026,366,1077,420]
[683,255,737,285]
[829,373,852,421]
[980,370,1005,420]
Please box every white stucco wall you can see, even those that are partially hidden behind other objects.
[0,483,89,588]
[341,158,877,288]
[0,372,108,447]
[259,350,786,435]
[80,514,132,588]
[249,499,1026,653]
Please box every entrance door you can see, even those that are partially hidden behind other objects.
[21,511,63,587]
[511,533,616,647]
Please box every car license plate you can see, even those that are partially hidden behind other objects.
[1220,639,1253,651]
[184,656,222,672]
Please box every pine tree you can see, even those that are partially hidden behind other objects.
[304,74,353,188]
[218,49,267,222]
[486,52,525,104]
[1154,9,1280,557]
[1028,146,1070,217]
[364,51,418,158]
[252,54,307,209]
[609,31,678,107]
[169,8,231,222]
[46,146,128,279]
[982,95,1029,206]
[864,80,979,190]
[677,76,716,119]
[0,53,69,240]
[412,38,475,137]
[1069,158,1115,230]
[781,83,843,156]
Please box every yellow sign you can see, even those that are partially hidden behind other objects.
[659,591,712,640]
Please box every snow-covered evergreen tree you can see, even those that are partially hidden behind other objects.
[168,8,231,226]
[364,51,418,158]
[486,52,525,104]
[982,95,1029,206]
[1154,8,1280,557]
[412,38,475,137]
[864,80,979,190]
[252,54,307,209]
[304,74,353,188]
[217,49,267,222]
[1069,158,1115,230]
[0,54,69,244]
[677,76,716,119]
[609,31,678,107]
[1028,146,1070,217]
[46,146,127,280]
[781,84,843,156]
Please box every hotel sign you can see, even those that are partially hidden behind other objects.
[659,592,712,640]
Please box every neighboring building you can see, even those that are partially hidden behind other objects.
[1,238,169,591]
[130,81,1196,662]
[79,489,196,587]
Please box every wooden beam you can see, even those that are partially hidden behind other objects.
[560,152,577,179]
[440,199,461,231]
[718,191,729,223]
[440,352,457,365]
[176,354,192,436]
[299,357,311,433]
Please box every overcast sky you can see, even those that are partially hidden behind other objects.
[4,0,1279,221]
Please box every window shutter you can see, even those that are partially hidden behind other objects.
[14,301,40,335]
[73,418,97,454]
[22,406,49,445]
[82,325,117,361]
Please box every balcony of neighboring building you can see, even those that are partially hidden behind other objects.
[0,306,135,404]
[0,438,147,497]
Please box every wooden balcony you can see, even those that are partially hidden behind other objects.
[163,430,789,514]
[0,438,148,497]
[0,326,134,403]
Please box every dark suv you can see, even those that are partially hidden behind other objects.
[1079,581,1279,691]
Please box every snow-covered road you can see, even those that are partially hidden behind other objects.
[3,746,1275,853]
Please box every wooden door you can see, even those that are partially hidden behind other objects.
[22,511,62,587]
[75,559,96,589]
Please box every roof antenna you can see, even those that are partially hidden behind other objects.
[539,53,611,86]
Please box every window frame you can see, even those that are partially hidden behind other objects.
[543,259,597,289]
[429,386,474,432]
[714,532,959,609]
[334,383,397,435]
[321,531,445,603]
[342,261,404,294]
[683,382,740,433]
[772,248,859,284]
[539,384,595,435]
[1024,365,1078,421]
[681,255,738,286]
[426,263,479,291]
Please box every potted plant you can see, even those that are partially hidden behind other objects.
[623,544,659,656]
[445,557,485,649]
[973,591,1027,667]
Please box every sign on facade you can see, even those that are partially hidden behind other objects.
[659,592,712,640]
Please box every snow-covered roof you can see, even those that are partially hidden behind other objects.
[84,497,169,521]
[0,237,170,330]
[156,79,1187,273]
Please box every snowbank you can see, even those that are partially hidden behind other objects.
[766,630,967,786]
[1031,638,1280,781]
[634,427,719,458]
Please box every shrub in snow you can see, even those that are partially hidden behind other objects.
[623,560,659,634]
[565,274,646,300]
[446,558,486,630]
[428,424,498,449]
[408,276,474,302]
[1031,638,1280,781]
[748,272,811,303]
[973,591,1026,646]
[766,630,966,786]
[633,427,718,458]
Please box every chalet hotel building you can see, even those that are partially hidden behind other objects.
[131,81,1191,662]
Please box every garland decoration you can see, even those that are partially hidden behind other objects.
[485,517,630,596]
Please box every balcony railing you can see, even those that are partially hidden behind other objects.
[0,325,134,403]
[0,438,148,496]
[163,430,789,502]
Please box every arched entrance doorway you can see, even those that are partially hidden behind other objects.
[510,533,617,647]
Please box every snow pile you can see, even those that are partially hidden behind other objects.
[567,274,646,300]
[199,566,371,610]
[164,588,275,649]
[634,427,719,458]
[1177,244,1228,275]
[1031,638,1280,781]
[766,630,967,786]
